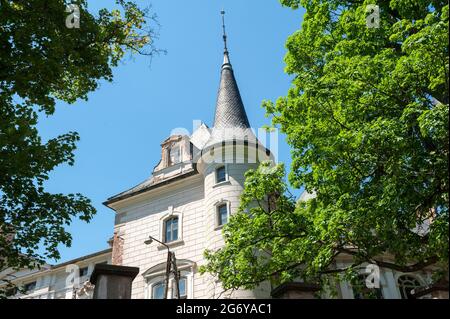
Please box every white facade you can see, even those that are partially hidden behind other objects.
[1,245,440,299]
[1,249,111,299]
[105,135,272,299]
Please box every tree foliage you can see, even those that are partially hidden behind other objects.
[202,0,449,294]
[0,0,160,285]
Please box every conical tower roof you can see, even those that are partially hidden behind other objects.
[199,11,260,155]
[212,50,250,129]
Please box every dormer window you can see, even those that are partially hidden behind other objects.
[169,144,181,165]
[154,135,192,172]
[24,281,36,293]
[79,266,89,277]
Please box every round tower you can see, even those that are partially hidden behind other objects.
[195,13,274,298]
[197,141,271,298]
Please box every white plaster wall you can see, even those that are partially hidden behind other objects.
[113,174,210,299]
[114,143,273,299]
[203,162,264,299]
[198,142,272,299]
[2,253,111,299]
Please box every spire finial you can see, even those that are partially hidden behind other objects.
[221,10,228,53]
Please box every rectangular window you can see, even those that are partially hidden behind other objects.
[24,281,36,293]
[216,166,226,183]
[165,217,179,243]
[169,145,181,165]
[152,282,166,299]
[217,204,228,226]
[172,277,187,299]
[79,267,89,277]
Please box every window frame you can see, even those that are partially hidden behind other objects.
[151,281,166,299]
[397,275,423,299]
[215,165,228,184]
[144,264,194,299]
[172,276,188,299]
[164,216,179,243]
[79,266,89,277]
[159,208,183,246]
[23,281,36,293]
[215,200,231,228]
[169,143,181,165]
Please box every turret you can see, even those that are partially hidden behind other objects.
[195,11,272,298]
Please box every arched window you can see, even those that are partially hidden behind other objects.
[159,208,183,245]
[143,260,195,299]
[164,217,178,243]
[398,275,422,299]
[217,203,229,226]
[152,281,166,299]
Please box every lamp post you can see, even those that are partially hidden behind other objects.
[144,235,180,299]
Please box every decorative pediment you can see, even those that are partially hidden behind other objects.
[154,135,192,172]
[142,259,196,278]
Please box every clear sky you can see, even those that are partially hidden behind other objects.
[37,0,305,264]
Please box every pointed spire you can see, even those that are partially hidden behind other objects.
[221,10,231,68]
[221,10,228,54]
[221,10,231,67]
[213,11,250,129]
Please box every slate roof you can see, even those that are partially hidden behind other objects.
[104,41,257,207]
[212,51,251,129]
[103,168,198,206]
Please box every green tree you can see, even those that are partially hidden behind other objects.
[0,0,160,292]
[202,0,449,296]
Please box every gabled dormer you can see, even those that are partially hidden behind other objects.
[154,135,192,172]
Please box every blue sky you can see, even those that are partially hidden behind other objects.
[37,0,305,264]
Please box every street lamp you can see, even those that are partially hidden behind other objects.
[144,235,180,299]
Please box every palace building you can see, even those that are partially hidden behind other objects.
[1,17,445,300]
